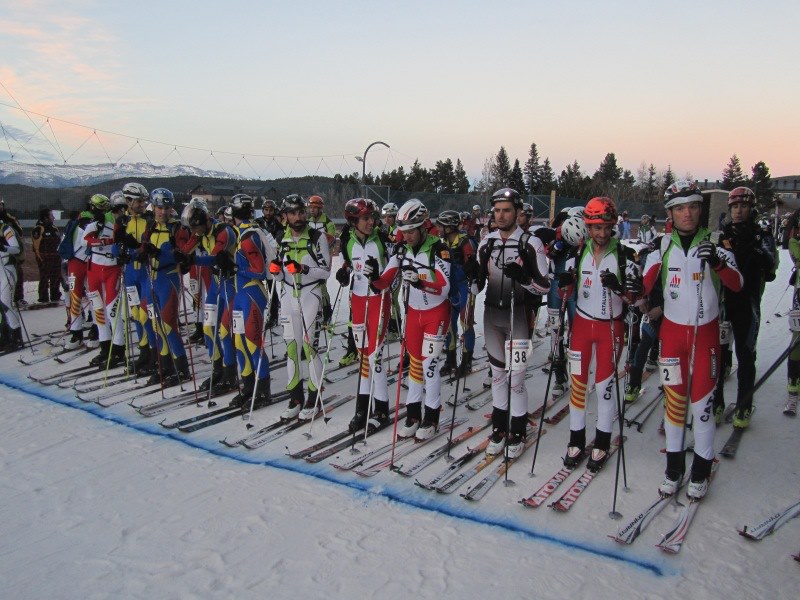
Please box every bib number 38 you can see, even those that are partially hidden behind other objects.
[505,339,532,372]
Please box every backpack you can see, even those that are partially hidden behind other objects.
[57,219,79,261]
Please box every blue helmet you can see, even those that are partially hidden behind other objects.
[150,188,174,208]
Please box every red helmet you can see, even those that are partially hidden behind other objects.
[583,197,618,224]
[307,195,324,208]
[344,198,377,224]
[728,186,756,206]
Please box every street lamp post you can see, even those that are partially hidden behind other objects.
[355,140,390,198]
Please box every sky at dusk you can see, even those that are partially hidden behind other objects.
[0,0,797,186]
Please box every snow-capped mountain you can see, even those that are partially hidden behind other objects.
[0,161,237,188]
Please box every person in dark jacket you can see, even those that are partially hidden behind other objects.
[32,208,62,303]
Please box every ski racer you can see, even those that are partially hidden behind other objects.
[0,215,23,351]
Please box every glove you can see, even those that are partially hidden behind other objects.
[401,266,421,287]
[268,259,283,275]
[625,275,644,296]
[362,256,380,281]
[140,242,160,258]
[0,236,7,250]
[122,233,139,249]
[600,270,623,294]
[463,257,479,280]
[285,259,308,275]
[696,241,721,268]
[502,261,531,285]
[117,248,131,265]
[173,250,194,266]
[557,270,575,289]
[335,266,350,286]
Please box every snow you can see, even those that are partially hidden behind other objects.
[1,254,798,600]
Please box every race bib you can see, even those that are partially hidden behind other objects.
[719,321,732,345]
[203,303,217,327]
[423,332,446,358]
[232,310,245,335]
[504,339,532,372]
[568,349,581,376]
[126,285,140,307]
[659,357,682,386]
[146,303,155,320]
[546,309,560,330]
[88,291,104,312]
[353,323,368,350]
[189,279,199,295]
[68,274,76,292]
[789,310,800,333]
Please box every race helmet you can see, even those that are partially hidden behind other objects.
[396,199,429,232]
[150,188,174,208]
[307,195,324,208]
[472,204,482,212]
[122,182,148,202]
[521,203,534,218]
[89,194,111,212]
[110,191,127,208]
[459,211,471,221]
[230,194,253,209]
[436,210,461,229]
[728,186,756,206]
[664,180,702,209]
[491,188,523,209]
[566,206,584,218]
[181,198,210,228]
[560,214,587,246]
[281,194,305,213]
[583,197,618,224]
[381,202,398,217]
[262,198,277,210]
[344,198,378,224]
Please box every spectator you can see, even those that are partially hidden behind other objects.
[620,211,632,239]
[0,198,26,305]
[32,208,62,303]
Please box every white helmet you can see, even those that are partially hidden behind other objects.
[110,190,126,208]
[396,199,429,231]
[381,202,398,217]
[122,182,148,201]
[664,180,702,209]
[560,214,587,246]
[566,206,584,218]
[181,197,209,228]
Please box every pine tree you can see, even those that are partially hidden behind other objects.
[594,152,623,183]
[406,159,432,192]
[432,158,456,193]
[523,143,541,194]
[540,158,555,194]
[646,164,657,201]
[663,165,675,190]
[509,159,526,196]
[453,159,470,193]
[750,161,774,207]
[721,154,746,190]
[559,160,589,199]
[493,146,511,189]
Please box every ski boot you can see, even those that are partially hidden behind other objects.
[505,415,528,459]
[398,402,422,438]
[348,394,370,433]
[485,407,509,455]
[64,329,83,350]
[732,406,752,429]
[89,340,112,368]
[298,389,320,421]
[587,430,612,472]
[200,359,225,392]
[563,428,586,469]
[106,344,127,369]
[250,377,272,411]
[161,355,190,387]
[439,349,457,377]
[280,386,304,420]
[454,350,474,378]
[366,400,391,434]
[229,374,255,409]
[188,323,204,344]
[415,405,441,441]
[624,384,641,403]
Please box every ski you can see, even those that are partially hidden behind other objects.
[626,389,664,429]
[139,385,253,418]
[549,435,623,512]
[414,438,490,490]
[17,345,78,365]
[519,441,596,508]
[393,420,492,478]
[462,430,547,501]
[609,472,692,544]
[233,394,352,449]
[719,427,746,458]
[331,436,414,471]
[434,445,500,495]
[29,362,98,385]
[54,348,93,364]
[738,498,800,541]
[353,418,469,477]
[656,460,719,553]
[303,409,408,464]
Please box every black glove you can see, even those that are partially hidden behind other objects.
[696,241,721,268]
[122,233,139,249]
[117,248,131,265]
[557,270,575,288]
[502,261,531,285]
[463,257,479,280]
[173,250,194,266]
[335,266,350,286]
[600,270,624,294]
[0,236,8,250]
[140,242,160,258]
[363,256,380,281]
[625,275,643,296]
[215,252,235,276]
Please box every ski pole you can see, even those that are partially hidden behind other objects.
[362,288,388,444]
[529,293,567,476]
[609,302,635,519]
[348,281,372,451]
[389,282,411,469]
[503,281,516,487]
